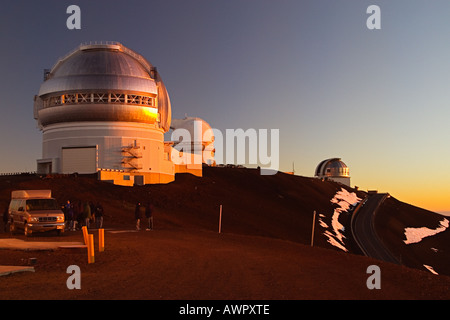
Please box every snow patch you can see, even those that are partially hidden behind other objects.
[403,218,449,245]
[323,230,347,252]
[423,264,439,275]
[319,188,362,252]
[330,188,361,211]
[318,214,329,228]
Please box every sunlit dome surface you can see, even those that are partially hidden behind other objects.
[34,42,171,132]
[38,43,157,95]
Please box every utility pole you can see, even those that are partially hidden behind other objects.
[218,205,223,233]
[311,210,316,247]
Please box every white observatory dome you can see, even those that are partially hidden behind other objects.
[170,116,214,143]
[170,116,215,166]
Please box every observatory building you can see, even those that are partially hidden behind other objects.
[315,158,350,187]
[170,116,216,169]
[33,42,213,186]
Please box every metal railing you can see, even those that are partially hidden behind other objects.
[0,171,37,176]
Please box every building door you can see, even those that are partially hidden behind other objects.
[134,175,144,186]
[61,146,97,174]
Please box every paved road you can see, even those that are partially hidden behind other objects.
[351,193,400,264]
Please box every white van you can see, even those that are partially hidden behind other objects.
[9,190,65,236]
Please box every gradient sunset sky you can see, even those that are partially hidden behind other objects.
[1,1,449,214]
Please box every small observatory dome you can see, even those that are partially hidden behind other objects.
[170,116,214,143]
[315,158,350,186]
[170,116,215,165]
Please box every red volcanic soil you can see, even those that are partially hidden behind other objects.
[0,167,449,300]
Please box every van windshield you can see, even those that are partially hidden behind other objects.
[26,199,59,211]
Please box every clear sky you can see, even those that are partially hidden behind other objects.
[1,1,450,214]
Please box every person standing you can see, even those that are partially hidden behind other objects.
[83,201,91,228]
[95,202,104,229]
[72,200,80,230]
[74,200,82,230]
[134,202,141,231]
[3,206,9,233]
[145,201,153,231]
[65,200,74,231]
[89,202,96,227]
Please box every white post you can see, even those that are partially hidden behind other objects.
[311,210,316,247]
[218,205,223,233]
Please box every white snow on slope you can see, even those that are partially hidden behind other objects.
[423,264,439,275]
[403,218,449,244]
[318,214,328,228]
[320,188,361,252]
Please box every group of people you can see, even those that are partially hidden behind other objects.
[134,201,153,231]
[63,200,104,231]
[1,199,157,233]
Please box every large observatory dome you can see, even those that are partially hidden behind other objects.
[34,42,175,183]
[34,42,171,132]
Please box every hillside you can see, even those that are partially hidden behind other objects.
[0,167,366,251]
[0,167,449,299]
[1,167,448,273]
[375,197,450,275]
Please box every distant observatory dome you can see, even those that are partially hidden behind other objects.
[315,158,350,186]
